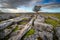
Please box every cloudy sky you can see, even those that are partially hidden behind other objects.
[0,0,60,13]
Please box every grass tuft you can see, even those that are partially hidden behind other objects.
[24,28,35,37]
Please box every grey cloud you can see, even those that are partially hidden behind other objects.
[0,3,15,8]
[0,0,41,8]
[44,4,60,9]
[0,0,60,9]
[42,2,60,9]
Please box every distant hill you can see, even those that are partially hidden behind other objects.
[0,10,60,14]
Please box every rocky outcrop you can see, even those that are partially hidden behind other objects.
[8,17,35,40]
[0,15,60,40]
[0,16,31,30]
[34,22,53,40]
[23,15,53,40]
[0,16,32,40]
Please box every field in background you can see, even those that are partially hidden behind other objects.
[0,13,60,27]
[40,13,60,19]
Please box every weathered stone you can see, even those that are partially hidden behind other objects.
[38,31,53,40]
[8,17,35,40]
[0,24,17,39]
[33,16,53,40]
[55,27,60,40]
[0,16,31,30]
[0,21,13,30]
[35,15,45,23]
[9,25,24,37]
[34,22,53,32]
[0,29,11,39]
[23,16,53,40]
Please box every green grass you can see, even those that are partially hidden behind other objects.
[21,28,35,40]
[19,18,29,25]
[19,21,28,25]
[13,25,24,32]
[22,18,29,21]
[53,14,60,20]
[41,13,60,20]
[45,18,60,27]
[24,28,35,37]
[13,25,19,32]
[7,26,12,29]
[15,14,20,17]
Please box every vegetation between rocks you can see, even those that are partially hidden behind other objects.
[21,28,35,40]
[13,25,19,32]
[45,18,60,27]
[24,28,35,37]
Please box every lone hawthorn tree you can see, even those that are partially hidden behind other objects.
[33,5,41,18]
